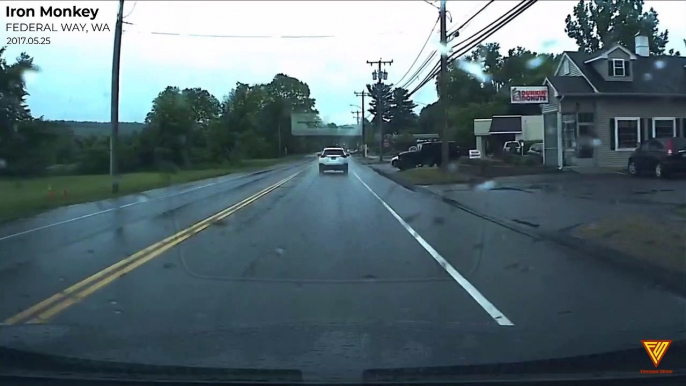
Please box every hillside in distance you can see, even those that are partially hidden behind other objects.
[51,121,145,137]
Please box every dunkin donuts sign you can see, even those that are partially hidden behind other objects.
[510,86,549,104]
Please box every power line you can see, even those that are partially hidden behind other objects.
[399,50,438,89]
[122,30,333,38]
[398,0,495,91]
[122,27,418,39]
[393,16,439,87]
[397,52,435,90]
[409,0,535,97]
[408,0,536,97]
[450,0,495,34]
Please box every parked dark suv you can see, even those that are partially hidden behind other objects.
[393,141,466,170]
[627,137,686,178]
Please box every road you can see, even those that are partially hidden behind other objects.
[0,157,684,382]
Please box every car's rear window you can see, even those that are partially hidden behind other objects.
[323,149,345,156]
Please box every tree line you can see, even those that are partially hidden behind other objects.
[1,49,329,177]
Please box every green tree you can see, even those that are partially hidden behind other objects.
[366,82,393,128]
[0,49,65,175]
[387,87,418,134]
[179,87,221,163]
[181,87,220,132]
[499,48,557,89]
[564,0,677,55]
[260,74,318,156]
[418,102,440,134]
[440,61,493,105]
[144,86,195,167]
[448,101,507,147]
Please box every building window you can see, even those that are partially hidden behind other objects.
[652,117,676,138]
[577,113,595,158]
[615,117,640,150]
[562,60,570,75]
[611,59,625,77]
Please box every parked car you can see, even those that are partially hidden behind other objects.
[527,142,543,156]
[503,141,522,155]
[627,137,686,178]
[393,141,466,170]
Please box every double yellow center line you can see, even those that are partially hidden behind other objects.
[3,170,303,325]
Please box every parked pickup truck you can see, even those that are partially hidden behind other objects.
[392,141,466,170]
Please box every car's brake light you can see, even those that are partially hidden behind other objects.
[319,154,326,158]
[666,139,673,155]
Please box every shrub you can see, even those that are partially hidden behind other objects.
[521,154,541,166]
[77,146,110,174]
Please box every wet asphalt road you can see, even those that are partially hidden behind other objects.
[0,157,684,381]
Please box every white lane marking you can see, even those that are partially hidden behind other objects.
[353,171,514,326]
[0,170,275,242]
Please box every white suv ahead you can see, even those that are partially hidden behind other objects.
[318,147,349,174]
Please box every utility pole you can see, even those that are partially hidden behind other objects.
[439,0,449,171]
[366,58,393,162]
[351,110,361,124]
[354,90,369,157]
[110,0,124,193]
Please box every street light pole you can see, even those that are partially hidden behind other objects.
[110,0,124,193]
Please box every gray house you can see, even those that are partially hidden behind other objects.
[540,35,686,169]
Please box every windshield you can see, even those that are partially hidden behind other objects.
[1,0,685,383]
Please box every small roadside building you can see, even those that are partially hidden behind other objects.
[540,34,686,169]
[474,115,543,155]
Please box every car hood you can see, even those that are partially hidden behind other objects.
[1,321,684,382]
[398,150,418,157]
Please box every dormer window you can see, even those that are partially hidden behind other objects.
[562,60,570,75]
[609,59,630,77]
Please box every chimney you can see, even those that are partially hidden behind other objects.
[635,33,649,57]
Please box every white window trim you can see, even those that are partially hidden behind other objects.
[614,117,641,151]
[651,117,676,138]
[612,59,625,77]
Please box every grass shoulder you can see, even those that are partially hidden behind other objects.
[0,156,300,224]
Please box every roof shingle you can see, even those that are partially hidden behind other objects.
[564,50,686,95]
[547,76,595,94]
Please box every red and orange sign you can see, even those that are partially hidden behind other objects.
[641,340,672,368]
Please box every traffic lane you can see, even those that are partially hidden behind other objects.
[0,160,308,266]
[354,164,686,348]
[0,162,310,322]
[46,159,500,333]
